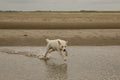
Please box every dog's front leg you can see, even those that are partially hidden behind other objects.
[60,51,67,61]
[65,50,68,56]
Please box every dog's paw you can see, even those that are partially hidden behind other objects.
[44,57,50,60]
[64,58,67,61]
[38,55,50,60]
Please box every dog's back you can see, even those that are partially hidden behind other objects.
[46,39,67,50]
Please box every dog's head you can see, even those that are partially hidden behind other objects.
[58,40,68,56]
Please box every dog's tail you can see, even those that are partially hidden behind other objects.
[46,39,50,43]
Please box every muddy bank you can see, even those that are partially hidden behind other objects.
[0,29,120,46]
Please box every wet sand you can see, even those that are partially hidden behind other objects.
[0,12,120,29]
[0,29,120,46]
[0,46,120,80]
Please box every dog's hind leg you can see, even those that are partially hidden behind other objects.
[44,48,53,58]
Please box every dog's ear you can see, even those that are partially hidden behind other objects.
[58,40,61,45]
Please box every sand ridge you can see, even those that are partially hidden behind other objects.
[0,12,120,29]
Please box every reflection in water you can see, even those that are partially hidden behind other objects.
[44,61,67,80]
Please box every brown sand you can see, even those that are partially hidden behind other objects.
[0,29,120,46]
[0,12,120,29]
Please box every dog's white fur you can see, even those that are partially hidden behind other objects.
[44,39,68,61]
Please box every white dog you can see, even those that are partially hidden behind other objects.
[44,39,68,61]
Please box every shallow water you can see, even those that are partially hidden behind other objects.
[0,46,120,80]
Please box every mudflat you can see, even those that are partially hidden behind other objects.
[0,12,120,80]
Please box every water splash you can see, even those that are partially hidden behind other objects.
[0,46,45,59]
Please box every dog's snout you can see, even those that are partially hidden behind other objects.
[63,49,66,51]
